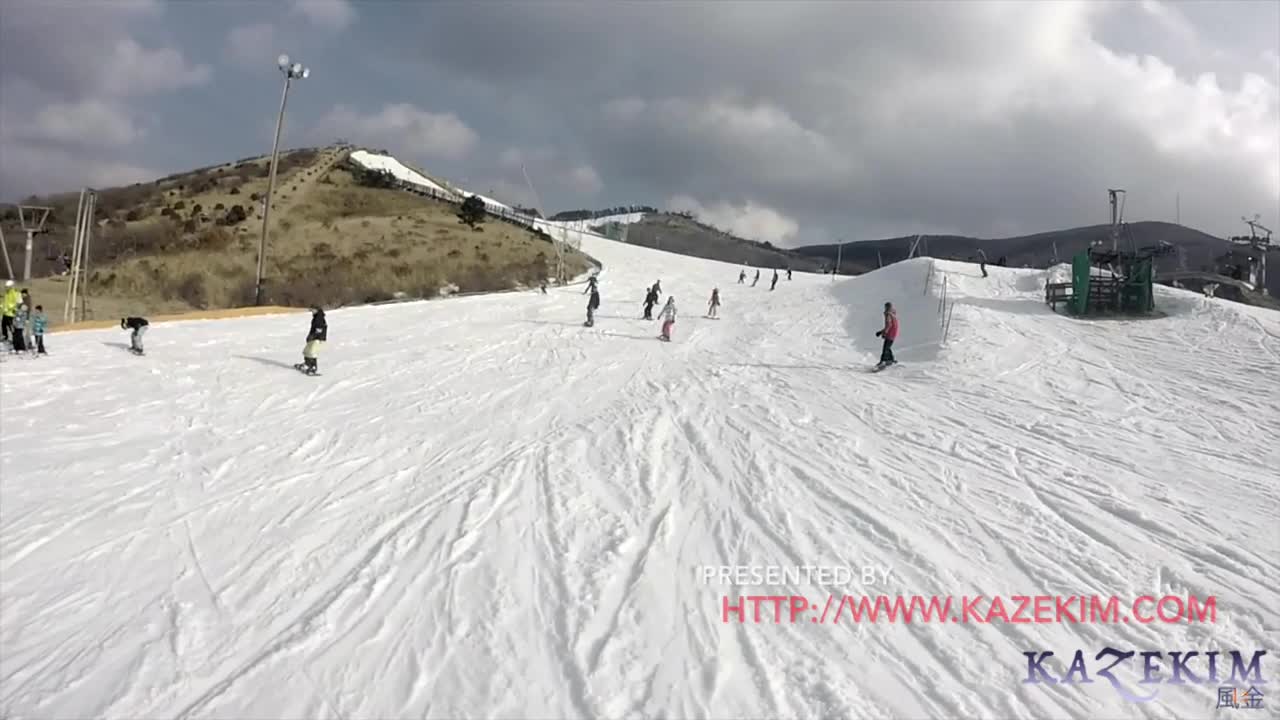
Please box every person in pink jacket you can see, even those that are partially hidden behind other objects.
[875,301,898,368]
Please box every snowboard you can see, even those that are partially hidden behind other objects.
[869,362,899,373]
[294,363,322,376]
[130,348,145,356]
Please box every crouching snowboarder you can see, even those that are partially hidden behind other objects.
[874,301,898,370]
[121,316,149,354]
[585,286,600,327]
[296,306,326,375]
[658,296,677,341]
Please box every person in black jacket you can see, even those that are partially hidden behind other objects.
[585,287,600,327]
[297,306,326,374]
[642,285,659,320]
[121,316,149,354]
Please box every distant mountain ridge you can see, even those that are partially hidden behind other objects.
[792,221,1280,297]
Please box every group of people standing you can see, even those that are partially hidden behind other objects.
[2,281,49,356]
[583,274,680,340]
[737,267,791,290]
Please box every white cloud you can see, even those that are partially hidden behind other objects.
[313,103,479,160]
[11,100,145,147]
[565,165,603,195]
[667,195,800,245]
[290,0,356,31]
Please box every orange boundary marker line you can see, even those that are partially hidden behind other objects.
[56,306,307,332]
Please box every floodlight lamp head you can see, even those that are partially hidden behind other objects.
[278,54,290,69]
[301,67,310,79]
[291,63,303,76]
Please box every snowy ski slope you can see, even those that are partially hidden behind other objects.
[2,233,1279,719]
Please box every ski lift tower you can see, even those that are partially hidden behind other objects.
[1106,188,1126,251]
[521,164,566,285]
[17,205,52,281]
[1232,214,1276,296]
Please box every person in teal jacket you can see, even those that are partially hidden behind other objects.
[31,305,47,355]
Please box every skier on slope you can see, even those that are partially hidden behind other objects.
[707,288,721,318]
[585,286,600,327]
[657,296,677,341]
[642,285,659,320]
[652,279,662,298]
[770,269,779,291]
[874,301,898,369]
[738,269,746,284]
[787,268,793,280]
[121,316,149,354]
[583,273,598,295]
[752,269,760,287]
[1,281,18,346]
[296,306,326,375]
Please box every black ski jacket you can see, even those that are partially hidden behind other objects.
[644,289,658,306]
[588,290,600,310]
[307,311,328,342]
[123,317,148,330]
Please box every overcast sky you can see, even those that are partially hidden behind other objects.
[1,0,1276,245]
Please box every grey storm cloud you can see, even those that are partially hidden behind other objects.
[405,1,1278,243]
[1,0,1275,246]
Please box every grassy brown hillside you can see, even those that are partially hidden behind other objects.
[4,146,590,325]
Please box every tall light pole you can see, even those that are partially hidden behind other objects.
[255,54,310,306]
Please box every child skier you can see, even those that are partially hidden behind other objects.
[585,286,600,327]
[658,296,677,341]
[122,316,149,354]
[707,288,720,318]
[10,304,28,353]
[31,305,47,355]
[642,285,659,320]
[874,301,899,369]
[296,306,326,374]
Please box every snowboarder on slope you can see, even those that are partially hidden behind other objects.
[658,296,677,341]
[751,269,760,287]
[707,288,720,318]
[583,273,598,295]
[121,316,149,354]
[297,307,326,374]
[874,302,898,368]
[978,249,988,278]
[787,268,793,280]
[652,280,662,298]
[642,285,659,320]
[738,269,746,284]
[770,269,779,291]
[585,286,600,327]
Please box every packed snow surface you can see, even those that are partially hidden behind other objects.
[348,150,452,195]
[3,233,1279,719]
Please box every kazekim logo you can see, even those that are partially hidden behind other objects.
[1023,648,1268,703]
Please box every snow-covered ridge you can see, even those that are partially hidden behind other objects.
[346,148,648,244]
[347,150,453,196]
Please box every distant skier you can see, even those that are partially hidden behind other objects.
[978,249,988,278]
[874,302,898,369]
[738,269,746,284]
[540,280,547,294]
[658,296,677,341]
[295,306,326,375]
[121,316,149,354]
[585,286,600,327]
[652,280,662,298]
[707,288,720,318]
[752,269,760,287]
[642,285,659,320]
[787,268,793,280]
[770,270,779,291]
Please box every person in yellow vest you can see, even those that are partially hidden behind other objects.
[2,280,19,346]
